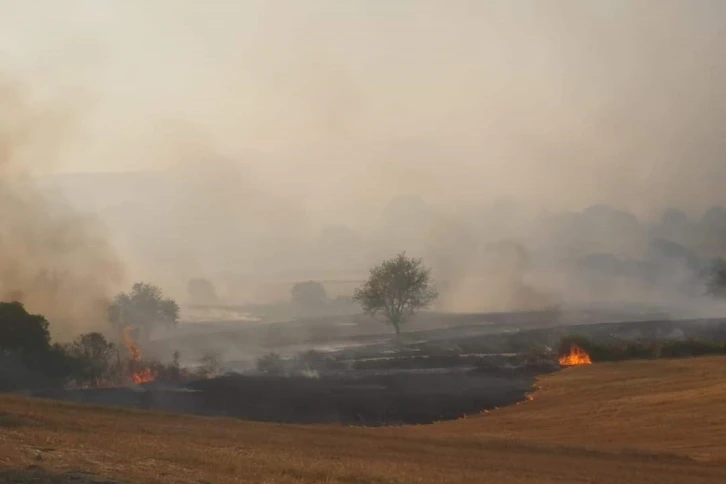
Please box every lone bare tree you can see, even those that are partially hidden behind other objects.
[353,252,438,335]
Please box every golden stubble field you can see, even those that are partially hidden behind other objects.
[1,356,725,483]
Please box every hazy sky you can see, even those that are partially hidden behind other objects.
[2,0,726,213]
[4,0,726,325]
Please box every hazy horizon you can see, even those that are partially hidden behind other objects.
[2,0,726,334]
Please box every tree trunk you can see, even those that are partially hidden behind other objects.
[393,321,401,336]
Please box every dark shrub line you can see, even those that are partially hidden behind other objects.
[558,335,726,362]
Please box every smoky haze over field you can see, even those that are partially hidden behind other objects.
[0,77,124,338]
[2,1,726,325]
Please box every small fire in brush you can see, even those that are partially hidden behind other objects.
[122,326,156,384]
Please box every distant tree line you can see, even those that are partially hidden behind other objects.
[0,301,118,390]
[0,282,218,392]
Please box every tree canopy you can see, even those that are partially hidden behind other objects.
[64,332,118,386]
[291,281,328,313]
[705,258,726,297]
[0,301,51,354]
[353,252,438,335]
[0,302,76,389]
[187,278,218,305]
[109,282,179,334]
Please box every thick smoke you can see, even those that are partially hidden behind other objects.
[0,77,124,338]
[3,1,726,316]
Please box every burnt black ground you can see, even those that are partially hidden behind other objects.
[19,316,726,426]
[32,369,535,426]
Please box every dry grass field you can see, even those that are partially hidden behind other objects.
[1,356,725,483]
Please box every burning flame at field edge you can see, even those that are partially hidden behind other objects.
[558,344,592,366]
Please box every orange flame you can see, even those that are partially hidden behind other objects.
[122,327,140,360]
[132,367,155,385]
[558,344,592,366]
[122,326,156,384]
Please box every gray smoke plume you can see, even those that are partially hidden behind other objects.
[3,1,726,317]
[0,76,124,339]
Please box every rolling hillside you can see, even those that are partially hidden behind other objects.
[1,356,725,483]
